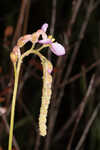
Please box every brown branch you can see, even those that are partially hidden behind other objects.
[12,0,28,47]
[1,114,20,150]
[48,0,57,60]
[66,74,95,150]
[75,101,100,150]
[66,0,83,38]
[62,0,95,85]
[49,0,56,36]
[53,74,95,143]
[61,59,100,87]
[34,133,41,150]
[92,0,100,11]
[23,0,31,34]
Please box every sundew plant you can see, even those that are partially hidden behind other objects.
[9,23,65,150]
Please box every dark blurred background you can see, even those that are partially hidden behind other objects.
[0,0,100,150]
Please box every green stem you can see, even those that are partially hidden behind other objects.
[13,63,17,76]
[8,59,22,150]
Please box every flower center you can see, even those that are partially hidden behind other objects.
[48,35,55,42]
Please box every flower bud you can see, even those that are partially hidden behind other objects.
[10,46,21,63]
[32,32,38,44]
[17,34,32,48]
[10,52,17,63]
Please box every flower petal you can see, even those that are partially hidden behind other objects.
[37,29,47,40]
[39,39,52,44]
[41,23,48,32]
[50,42,65,56]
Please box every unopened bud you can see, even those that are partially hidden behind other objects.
[10,52,17,63]
[17,34,32,48]
[10,46,21,63]
[32,32,38,44]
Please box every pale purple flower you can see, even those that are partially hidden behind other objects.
[39,38,52,44]
[41,23,48,32]
[39,38,65,56]
[38,23,65,56]
[17,23,66,56]
[36,29,47,40]
[32,23,48,44]
[50,42,65,56]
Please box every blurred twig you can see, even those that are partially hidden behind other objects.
[34,133,41,150]
[63,0,95,84]
[12,0,28,47]
[48,0,57,60]
[23,0,31,34]
[61,59,100,86]
[54,74,95,142]
[49,0,56,35]
[52,4,97,141]
[66,74,95,150]
[66,0,83,38]
[92,0,100,11]
[75,101,100,150]
[1,114,20,150]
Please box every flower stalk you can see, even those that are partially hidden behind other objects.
[8,57,21,150]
